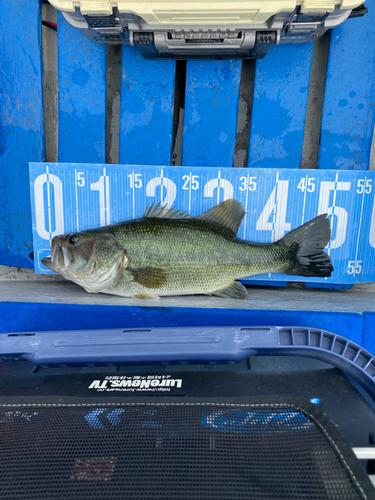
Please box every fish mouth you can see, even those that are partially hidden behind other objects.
[41,238,66,273]
[41,256,55,272]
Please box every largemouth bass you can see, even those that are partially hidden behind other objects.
[42,199,333,300]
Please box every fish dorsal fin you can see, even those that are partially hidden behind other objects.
[197,199,245,236]
[143,202,192,220]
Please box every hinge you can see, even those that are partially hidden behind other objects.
[283,7,329,36]
[84,14,129,41]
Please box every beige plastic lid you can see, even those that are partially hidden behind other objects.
[48,0,365,24]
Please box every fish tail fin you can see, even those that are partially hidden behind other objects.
[279,214,333,278]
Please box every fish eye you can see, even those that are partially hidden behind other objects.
[69,234,79,245]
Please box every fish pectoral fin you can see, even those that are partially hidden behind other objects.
[197,199,245,236]
[211,281,248,300]
[130,267,169,289]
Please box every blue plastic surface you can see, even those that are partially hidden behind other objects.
[120,47,175,165]
[1,325,374,400]
[304,283,353,290]
[363,312,375,354]
[0,302,364,347]
[318,8,375,170]
[29,163,375,286]
[242,281,288,287]
[182,61,241,167]
[0,0,45,268]
[57,13,106,163]
[248,44,314,169]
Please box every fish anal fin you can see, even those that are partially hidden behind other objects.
[144,202,192,220]
[197,199,245,236]
[211,281,248,300]
[130,267,168,289]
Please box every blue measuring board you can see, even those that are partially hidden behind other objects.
[29,163,375,285]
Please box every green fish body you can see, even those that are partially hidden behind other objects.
[42,200,333,300]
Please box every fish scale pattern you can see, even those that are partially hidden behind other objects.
[108,217,286,298]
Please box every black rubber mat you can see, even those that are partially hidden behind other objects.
[0,398,374,499]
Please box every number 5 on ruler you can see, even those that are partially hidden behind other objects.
[318,179,350,249]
